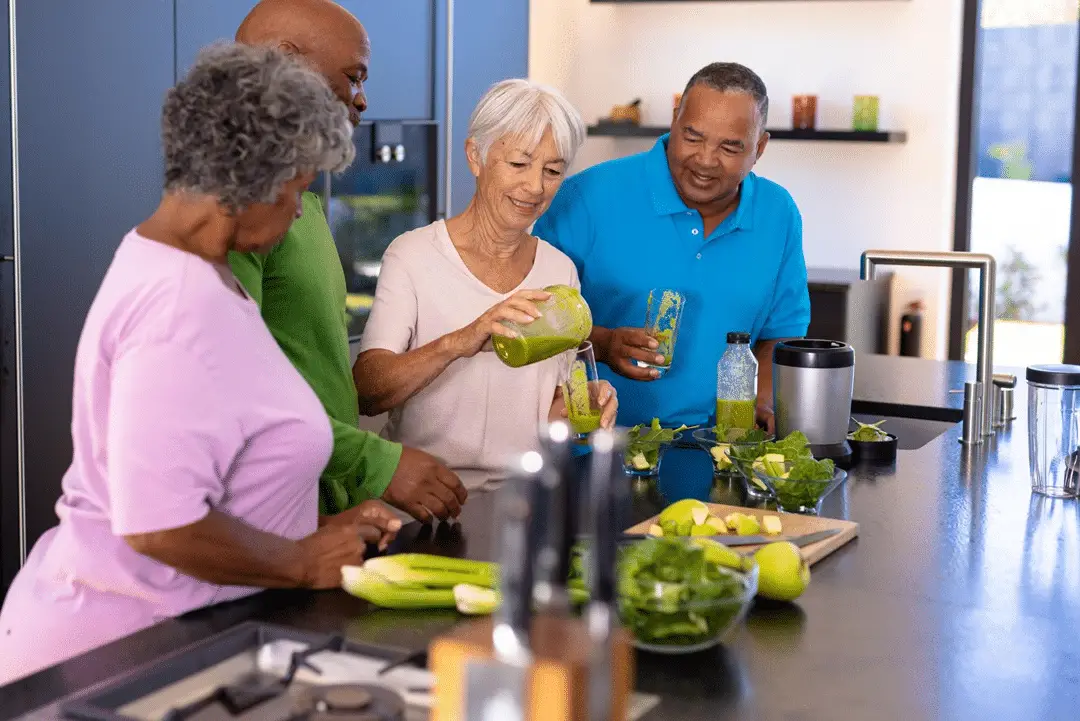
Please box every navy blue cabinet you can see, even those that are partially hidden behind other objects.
[175,0,434,121]
[338,0,434,121]
[174,0,259,79]
[7,0,175,582]
[439,0,530,215]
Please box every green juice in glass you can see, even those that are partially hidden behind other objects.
[715,398,756,432]
[561,359,601,437]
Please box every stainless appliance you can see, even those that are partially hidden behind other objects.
[323,121,438,340]
[773,339,856,466]
[57,624,427,721]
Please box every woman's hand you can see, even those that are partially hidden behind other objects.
[296,522,383,589]
[551,380,618,430]
[320,500,403,551]
[448,289,551,358]
[596,380,618,429]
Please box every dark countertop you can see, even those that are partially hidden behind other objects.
[6,355,1078,721]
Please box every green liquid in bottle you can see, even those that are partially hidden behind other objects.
[716,398,756,431]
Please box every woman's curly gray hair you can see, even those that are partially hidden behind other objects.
[162,42,355,211]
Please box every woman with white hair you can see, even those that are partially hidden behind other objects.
[0,43,402,682]
[355,79,617,475]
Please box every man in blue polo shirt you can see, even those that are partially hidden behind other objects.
[533,62,810,431]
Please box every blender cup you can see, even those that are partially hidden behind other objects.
[1026,364,1080,498]
[492,284,593,368]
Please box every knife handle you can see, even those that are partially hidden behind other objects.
[587,429,627,609]
[492,456,539,663]
[540,421,577,590]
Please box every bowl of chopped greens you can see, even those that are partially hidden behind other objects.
[623,418,689,476]
[615,536,758,654]
[749,456,846,515]
[847,418,898,463]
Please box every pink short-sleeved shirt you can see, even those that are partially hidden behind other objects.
[359,221,578,478]
[0,231,333,684]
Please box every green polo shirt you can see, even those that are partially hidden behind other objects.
[229,191,402,514]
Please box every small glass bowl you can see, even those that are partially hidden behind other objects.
[617,537,759,654]
[691,428,775,499]
[750,460,847,515]
[623,431,684,477]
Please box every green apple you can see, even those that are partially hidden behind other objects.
[692,538,752,572]
[753,542,810,601]
[657,499,709,528]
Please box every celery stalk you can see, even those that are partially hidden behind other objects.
[453,584,501,615]
[362,554,499,589]
[341,566,457,609]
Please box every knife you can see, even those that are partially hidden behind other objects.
[618,528,842,548]
[533,420,576,614]
[462,456,537,721]
[586,428,628,721]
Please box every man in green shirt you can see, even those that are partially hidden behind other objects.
[229,0,467,522]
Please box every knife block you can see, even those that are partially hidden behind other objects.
[429,614,635,721]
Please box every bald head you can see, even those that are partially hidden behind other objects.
[237,0,369,125]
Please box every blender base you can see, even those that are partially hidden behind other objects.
[809,441,853,469]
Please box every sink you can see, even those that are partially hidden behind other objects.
[850,413,957,451]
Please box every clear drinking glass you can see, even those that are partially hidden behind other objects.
[635,289,686,378]
[562,342,603,441]
[1027,364,1080,498]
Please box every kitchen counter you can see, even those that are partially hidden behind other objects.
[5,356,1079,721]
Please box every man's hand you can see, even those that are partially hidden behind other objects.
[321,500,403,551]
[381,446,467,523]
[595,327,664,381]
[756,400,775,436]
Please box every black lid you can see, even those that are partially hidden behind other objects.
[727,331,751,344]
[773,339,855,369]
[1026,364,1080,387]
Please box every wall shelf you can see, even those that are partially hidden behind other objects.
[587,123,907,143]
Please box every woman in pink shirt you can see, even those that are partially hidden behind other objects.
[0,43,401,683]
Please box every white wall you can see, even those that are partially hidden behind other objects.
[529,0,965,359]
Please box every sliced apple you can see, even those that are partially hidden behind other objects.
[762,515,783,535]
[647,523,664,537]
[690,506,710,526]
[706,516,727,533]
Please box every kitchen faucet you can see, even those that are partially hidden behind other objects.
[860,250,997,438]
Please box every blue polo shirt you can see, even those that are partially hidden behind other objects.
[533,134,810,428]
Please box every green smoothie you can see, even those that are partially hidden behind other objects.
[716,398,756,431]
[493,334,581,368]
[568,406,602,435]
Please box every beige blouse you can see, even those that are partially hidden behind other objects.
[359,220,579,481]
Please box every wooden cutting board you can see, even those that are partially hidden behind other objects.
[624,504,859,566]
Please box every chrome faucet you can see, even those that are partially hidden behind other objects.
[860,250,997,438]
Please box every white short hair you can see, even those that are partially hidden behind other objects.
[467,79,586,167]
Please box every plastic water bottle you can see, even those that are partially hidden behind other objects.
[715,332,758,433]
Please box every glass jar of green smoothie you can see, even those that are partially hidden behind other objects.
[492,284,593,368]
[715,331,758,434]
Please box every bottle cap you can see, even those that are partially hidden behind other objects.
[726,331,751,344]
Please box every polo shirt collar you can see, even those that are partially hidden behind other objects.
[646,133,757,232]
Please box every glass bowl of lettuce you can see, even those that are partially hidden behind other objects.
[749,455,847,515]
[623,418,688,477]
[616,536,758,654]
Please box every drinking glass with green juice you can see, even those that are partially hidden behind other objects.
[561,342,603,440]
[635,288,686,377]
